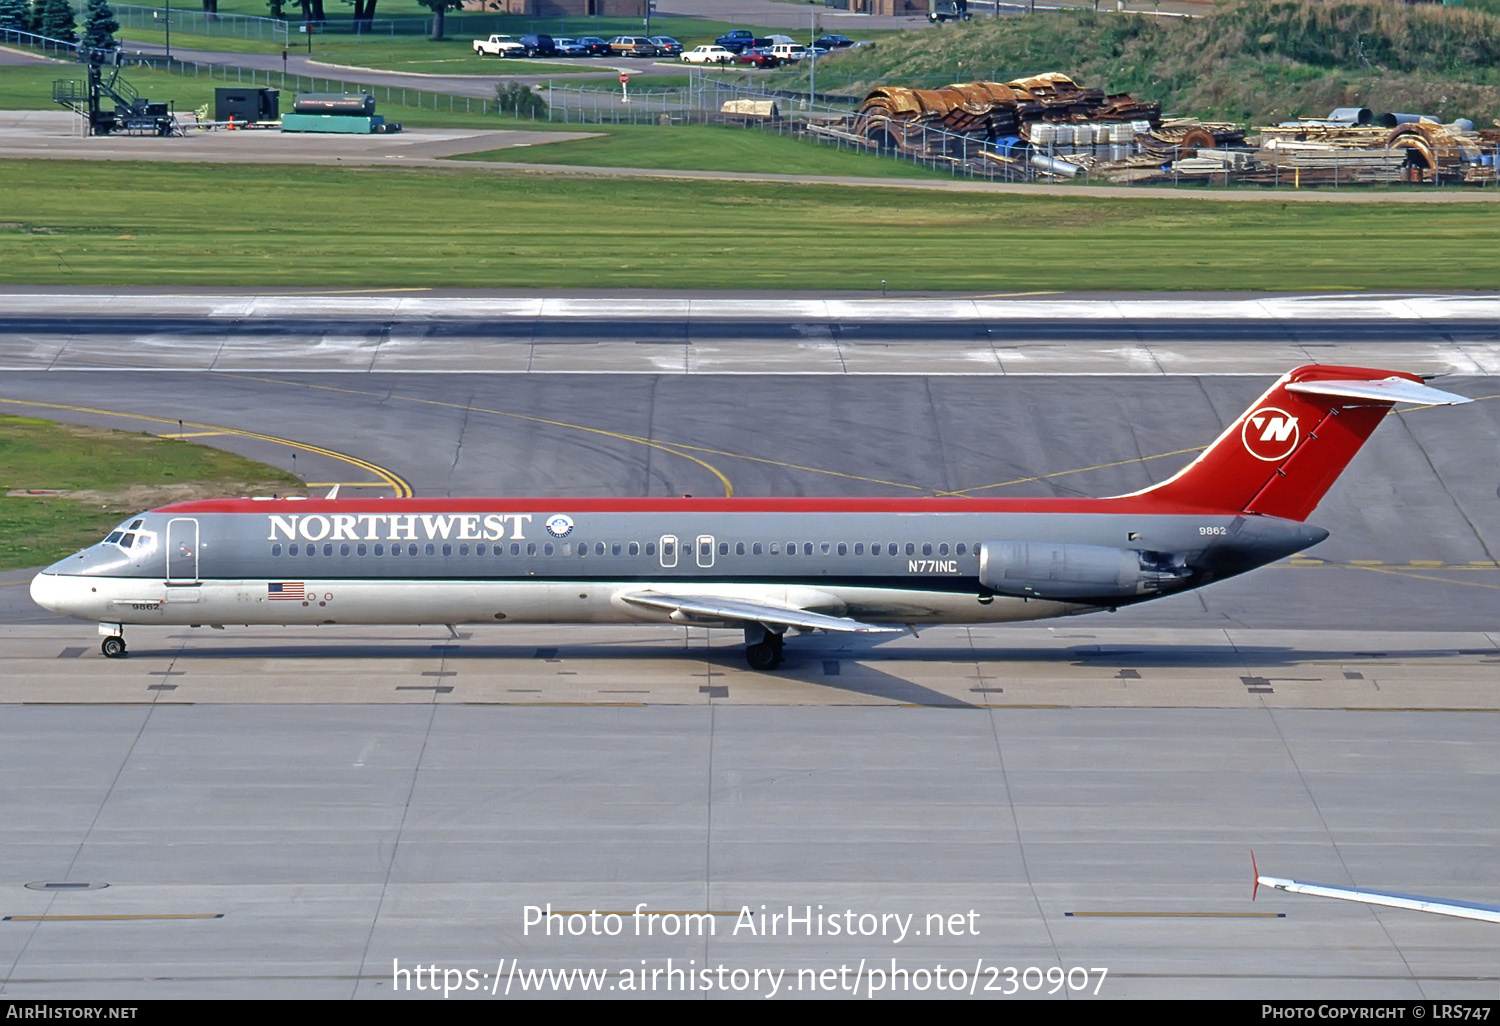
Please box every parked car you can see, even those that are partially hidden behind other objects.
[731,47,780,69]
[681,44,734,65]
[472,34,525,57]
[648,36,683,57]
[574,36,612,57]
[609,36,660,58]
[715,29,771,54]
[518,34,558,58]
[551,37,589,58]
[768,43,810,62]
[814,34,857,50]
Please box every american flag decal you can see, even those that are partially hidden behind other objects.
[268,582,305,601]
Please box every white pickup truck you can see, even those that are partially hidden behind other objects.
[473,34,525,57]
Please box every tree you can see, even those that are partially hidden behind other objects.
[80,0,117,50]
[341,0,376,33]
[38,0,76,42]
[414,0,463,42]
[0,0,28,31]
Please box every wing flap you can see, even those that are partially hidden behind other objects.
[620,592,902,634]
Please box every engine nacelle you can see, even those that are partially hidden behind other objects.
[979,541,1191,603]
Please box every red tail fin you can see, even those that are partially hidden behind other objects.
[1120,366,1470,521]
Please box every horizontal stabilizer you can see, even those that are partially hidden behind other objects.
[1286,376,1472,406]
[621,592,902,634]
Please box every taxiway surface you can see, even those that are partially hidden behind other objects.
[1,293,1497,999]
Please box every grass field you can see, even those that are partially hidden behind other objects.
[452,122,951,179]
[0,416,301,570]
[4,159,1499,291]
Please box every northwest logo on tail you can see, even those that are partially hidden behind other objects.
[1242,407,1299,461]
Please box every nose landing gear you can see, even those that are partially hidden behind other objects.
[99,624,127,658]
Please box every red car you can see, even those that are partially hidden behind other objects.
[732,48,781,69]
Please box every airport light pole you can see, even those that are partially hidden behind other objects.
[154,1,172,61]
[808,1,815,109]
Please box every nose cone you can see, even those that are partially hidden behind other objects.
[29,569,66,613]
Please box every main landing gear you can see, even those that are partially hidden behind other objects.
[99,624,127,658]
[744,625,784,670]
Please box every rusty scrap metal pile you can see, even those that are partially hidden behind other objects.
[811,74,1500,186]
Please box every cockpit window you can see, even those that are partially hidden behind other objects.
[106,532,123,544]
[120,533,135,548]
[129,520,143,530]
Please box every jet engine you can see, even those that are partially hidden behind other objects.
[979,541,1192,603]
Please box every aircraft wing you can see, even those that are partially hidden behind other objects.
[620,592,903,634]
[1257,875,1500,924]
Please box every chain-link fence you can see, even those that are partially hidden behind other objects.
[541,76,1500,188]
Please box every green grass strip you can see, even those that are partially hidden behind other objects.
[3,159,1500,291]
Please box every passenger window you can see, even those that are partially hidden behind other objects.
[736,542,745,556]
[769,543,779,555]
[272,543,282,556]
[544,543,554,556]
[341,543,351,556]
[526,543,537,556]
[663,541,675,557]
[922,543,932,556]
[596,542,606,555]
[357,544,367,556]
[646,542,656,556]
[289,544,299,556]
[837,543,847,556]
[408,544,419,556]
[612,543,621,556]
[475,544,485,556]
[513,543,522,556]
[564,542,575,555]
[854,543,863,555]
[956,543,966,556]
[375,544,384,555]
[939,543,948,556]
[821,542,830,555]
[719,542,728,556]
[803,542,813,556]
[628,542,639,556]
[425,544,435,556]
[752,542,762,555]
[321,543,331,556]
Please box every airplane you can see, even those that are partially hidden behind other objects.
[29,364,1470,668]
[1253,854,1500,923]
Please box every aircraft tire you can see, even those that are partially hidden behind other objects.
[101,636,126,659]
[745,640,777,670]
